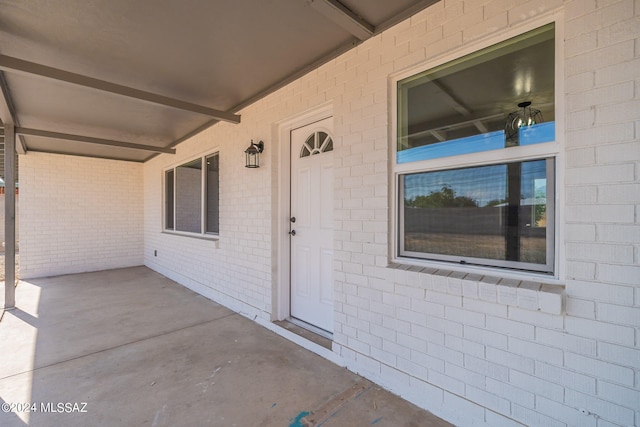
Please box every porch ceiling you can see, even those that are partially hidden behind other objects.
[0,0,440,164]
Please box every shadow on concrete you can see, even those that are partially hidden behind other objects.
[0,266,451,427]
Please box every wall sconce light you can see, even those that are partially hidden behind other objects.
[505,101,543,144]
[245,140,264,168]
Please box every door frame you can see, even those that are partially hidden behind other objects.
[275,102,333,322]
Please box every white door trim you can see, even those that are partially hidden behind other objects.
[275,102,333,322]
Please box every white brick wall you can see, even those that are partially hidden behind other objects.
[19,0,639,425]
[19,152,143,278]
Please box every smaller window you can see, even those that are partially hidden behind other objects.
[164,153,219,236]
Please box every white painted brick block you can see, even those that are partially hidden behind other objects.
[464,354,509,382]
[536,327,596,357]
[512,404,566,427]
[517,281,540,310]
[538,284,564,315]
[380,364,411,395]
[426,290,462,308]
[466,385,511,415]
[508,337,563,365]
[431,270,450,293]
[595,57,640,86]
[597,224,640,243]
[566,280,634,305]
[497,278,519,306]
[464,325,508,349]
[598,342,640,369]
[597,381,640,412]
[446,305,485,328]
[446,270,464,295]
[370,347,397,367]
[565,389,635,426]
[566,242,634,263]
[445,362,485,389]
[564,352,634,387]
[566,146,596,167]
[461,274,481,298]
[396,307,427,327]
[597,303,640,326]
[565,296,596,319]
[407,377,444,410]
[508,307,563,330]
[485,411,527,427]
[535,361,596,394]
[486,316,535,340]
[486,346,535,374]
[510,371,564,402]
[599,264,640,286]
[442,391,486,425]
[354,352,381,377]
[566,122,635,148]
[567,81,634,112]
[485,377,535,408]
[566,261,597,280]
[445,335,485,359]
[396,355,428,379]
[478,276,499,302]
[535,396,596,427]
[565,316,635,346]
[394,283,425,300]
[412,348,446,372]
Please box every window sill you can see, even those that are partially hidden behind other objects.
[161,230,220,242]
[388,262,564,315]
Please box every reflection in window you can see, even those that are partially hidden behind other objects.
[400,159,553,272]
[397,24,555,163]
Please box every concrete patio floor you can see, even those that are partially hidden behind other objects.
[0,266,452,427]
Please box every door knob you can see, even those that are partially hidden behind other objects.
[289,230,296,236]
[290,216,296,223]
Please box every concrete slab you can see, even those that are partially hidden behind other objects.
[0,266,452,427]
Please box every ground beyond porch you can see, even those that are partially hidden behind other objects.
[0,266,451,426]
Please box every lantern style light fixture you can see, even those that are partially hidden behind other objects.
[505,101,543,144]
[245,140,264,168]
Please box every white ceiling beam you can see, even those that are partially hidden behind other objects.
[0,54,240,124]
[307,0,374,41]
[0,71,27,154]
[15,127,176,154]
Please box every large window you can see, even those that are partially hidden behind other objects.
[395,24,557,274]
[165,153,219,235]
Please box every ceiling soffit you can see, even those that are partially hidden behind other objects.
[0,0,440,163]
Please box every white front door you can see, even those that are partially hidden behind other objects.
[290,117,334,333]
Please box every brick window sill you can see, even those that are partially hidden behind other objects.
[387,263,564,315]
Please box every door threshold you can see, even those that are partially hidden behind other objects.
[274,318,332,350]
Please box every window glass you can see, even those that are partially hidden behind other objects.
[175,158,202,233]
[400,159,553,272]
[206,154,219,234]
[164,154,219,236]
[397,24,555,163]
[165,170,174,230]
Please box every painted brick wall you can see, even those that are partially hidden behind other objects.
[19,152,144,279]
[136,0,639,426]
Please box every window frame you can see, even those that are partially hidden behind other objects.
[390,16,564,279]
[163,150,220,239]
